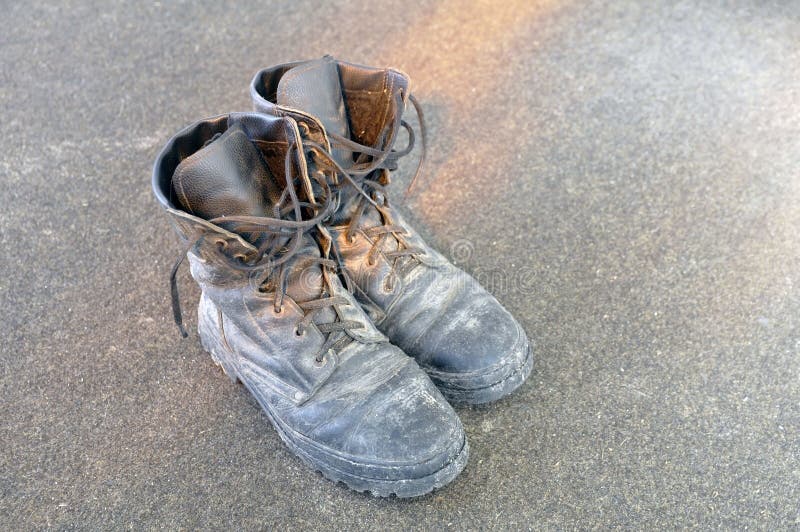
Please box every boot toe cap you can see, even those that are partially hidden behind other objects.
[271,345,469,495]
[340,363,467,478]
[414,290,534,403]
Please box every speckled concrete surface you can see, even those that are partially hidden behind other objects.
[2,0,799,528]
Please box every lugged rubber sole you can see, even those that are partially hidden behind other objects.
[265,409,469,498]
[197,302,468,497]
[433,343,534,405]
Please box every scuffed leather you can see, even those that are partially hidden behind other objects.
[328,209,530,387]
[186,236,399,401]
[250,59,532,398]
[196,285,464,480]
[152,112,467,483]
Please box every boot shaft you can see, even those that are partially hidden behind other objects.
[151,111,385,401]
[250,57,415,225]
[152,112,316,264]
[250,56,410,157]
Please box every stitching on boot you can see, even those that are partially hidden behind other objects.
[217,307,233,353]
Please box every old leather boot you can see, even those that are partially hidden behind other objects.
[152,112,467,496]
[250,58,533,404]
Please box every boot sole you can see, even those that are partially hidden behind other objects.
[198,305,468,498]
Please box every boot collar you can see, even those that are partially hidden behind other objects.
[152,112,316,248]
[250,57,411,152]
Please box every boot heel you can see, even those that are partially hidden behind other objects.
[197,294,241,383]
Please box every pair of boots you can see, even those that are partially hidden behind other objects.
[152,57,533,497]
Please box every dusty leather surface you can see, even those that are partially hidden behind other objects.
[3,0,800,528]
[151,111,467,492]
[253,58,531,395]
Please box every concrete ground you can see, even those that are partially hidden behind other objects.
[2,0,799,528]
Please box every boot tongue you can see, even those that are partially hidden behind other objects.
[173,123,330,307]
[276,56,352,166]
[172,123,281,223]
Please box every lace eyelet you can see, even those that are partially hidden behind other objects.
[214,239,228,250]
[295,327,305,337]
[257,281,274,294]
[346,234,357,244]
[298,122,310,136]
[314,348,334,367]
[233,253,248,263]
[274,306,284,314]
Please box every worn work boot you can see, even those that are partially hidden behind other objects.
[152,112,468,497]
[250,57,533,404]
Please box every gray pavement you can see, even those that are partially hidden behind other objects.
[2,0,799,528]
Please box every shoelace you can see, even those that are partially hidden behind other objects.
[169,144,363,361]
[302,92,427,291]
[323,93,427,196]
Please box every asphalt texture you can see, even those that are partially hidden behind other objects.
[2,0,800,529]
